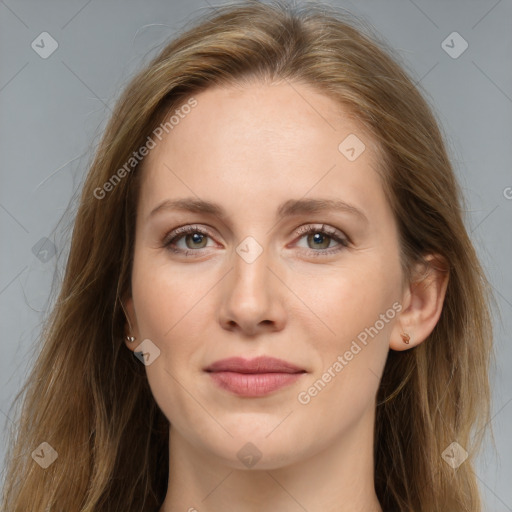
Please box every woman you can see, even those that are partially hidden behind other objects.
[1,1,493,511]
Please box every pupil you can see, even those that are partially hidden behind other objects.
[309,232,329,249]
[187,233,205,248]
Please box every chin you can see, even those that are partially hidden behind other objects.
[203,430,309,471]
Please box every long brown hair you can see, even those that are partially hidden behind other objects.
[1,1,493,510]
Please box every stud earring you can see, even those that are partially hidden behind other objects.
[126,335,136,343]
[400,332,410,344]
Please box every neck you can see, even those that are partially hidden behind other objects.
[159,403,382,512]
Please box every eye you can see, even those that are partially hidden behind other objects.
[162,225,216,256]
[293,224,349,255]
[162,223,350,257]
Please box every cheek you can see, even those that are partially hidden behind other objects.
[130,259,208,425]
[131,251,204,339]
[288,257,401,346]
[129,256,203,407]
[290,257,400,409]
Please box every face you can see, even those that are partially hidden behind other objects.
[125,81,405,469]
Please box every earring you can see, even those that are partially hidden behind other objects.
[400,332,410,344]
[126,335,136,343]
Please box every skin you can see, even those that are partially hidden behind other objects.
[123,81,448,512]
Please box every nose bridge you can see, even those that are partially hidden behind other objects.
[231,234,271,305]
[219,233,285,333]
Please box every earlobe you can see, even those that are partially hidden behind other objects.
[121,295,139,351]
[390,254,449,352]
[400,332,410,344]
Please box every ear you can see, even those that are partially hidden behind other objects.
[121,293,140,352]
[390,254,449,351]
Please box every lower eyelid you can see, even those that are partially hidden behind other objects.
[295,237,348,253]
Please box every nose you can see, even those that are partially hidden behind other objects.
[218,242,287,337]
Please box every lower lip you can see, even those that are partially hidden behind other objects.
[207,371,305,397]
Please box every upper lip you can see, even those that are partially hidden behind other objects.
[204,356,306,374]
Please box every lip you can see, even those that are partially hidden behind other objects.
[204,356,306,397]
[204,356,305,374]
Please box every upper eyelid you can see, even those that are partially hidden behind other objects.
[163,224,215,241]
[294,223,347,239]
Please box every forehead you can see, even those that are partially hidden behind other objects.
[137,81,386,220]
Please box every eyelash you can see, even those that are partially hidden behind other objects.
[162,224,349,258]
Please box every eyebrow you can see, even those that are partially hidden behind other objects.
[148,197,368,223]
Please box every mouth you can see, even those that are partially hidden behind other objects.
[204,356,307,397]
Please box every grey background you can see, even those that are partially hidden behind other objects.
[1,0,511,509]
